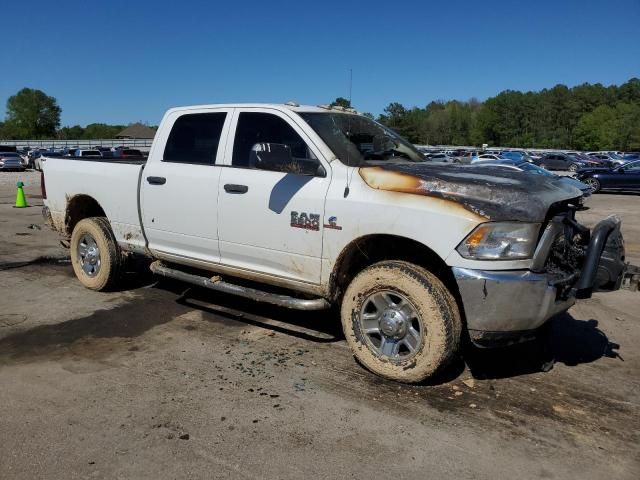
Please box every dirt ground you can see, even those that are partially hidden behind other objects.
[1,172,639,479]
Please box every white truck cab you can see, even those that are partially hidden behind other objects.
[41,103,637,383]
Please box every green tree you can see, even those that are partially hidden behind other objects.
[374,77,640,149]
[82,123,125,139]
[58,125,85,139]
[330,97,351,108]
[4,88,61,139]
[574,103,640,150]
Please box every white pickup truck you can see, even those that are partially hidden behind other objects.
[41,103,638,383]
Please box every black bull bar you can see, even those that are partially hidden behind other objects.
[573,215,639,298]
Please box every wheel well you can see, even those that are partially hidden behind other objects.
[65,195,106,235]
[329,235,456,302]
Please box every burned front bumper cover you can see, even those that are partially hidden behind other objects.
[453,215,634,348]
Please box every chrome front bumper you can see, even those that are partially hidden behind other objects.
[452,268,576,346]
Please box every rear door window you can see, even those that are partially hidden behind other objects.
[164,112,227,165]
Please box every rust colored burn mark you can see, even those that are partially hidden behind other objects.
[359,166,424,194]
[359,167,489,221]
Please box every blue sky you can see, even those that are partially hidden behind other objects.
[2,0,639,126]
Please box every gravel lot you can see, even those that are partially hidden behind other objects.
[0,170,39,187]
[0,173,638,479]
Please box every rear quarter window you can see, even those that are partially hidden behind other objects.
[163,112,227,165]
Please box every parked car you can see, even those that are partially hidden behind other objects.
[566,151,611,168]
[622,152,640,161]
[0,152,27,171]
[501,150,533,163]
[75,149,103,158]
[96,147,115,158]
[574,160,640,193]
[62,147,80,157]
[473,153,502,162]
[472,159,592,197]
[114,148,144,159]
[587,152,625,167]
[501,151,525,162]
[527,151,542,162]
[35,151,63,171]
[537,152,600,172]
[456,150,480,164]
[40,102,639,384]
[425,152,456,163]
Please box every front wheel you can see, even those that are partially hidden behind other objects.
[70,217,123,291]
[341,261,461,383]
[569,163,579,172]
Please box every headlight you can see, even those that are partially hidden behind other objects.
[457,222,541,260]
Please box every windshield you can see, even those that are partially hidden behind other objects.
[518,162,555,177]
[298,112,424,166]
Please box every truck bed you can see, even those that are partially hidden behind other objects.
[63,156,147,165]
[42,156,146,252]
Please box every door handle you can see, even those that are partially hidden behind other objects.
[147,176,166,185]
[224,184,248,194]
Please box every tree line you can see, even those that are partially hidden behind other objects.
[374,78,640,150]
[0,88,139,140]
[2,79,640,149]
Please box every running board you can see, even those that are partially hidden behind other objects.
[149,261,331,310]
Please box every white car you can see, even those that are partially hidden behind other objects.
[40,103,636,383]
[472,153,502,163]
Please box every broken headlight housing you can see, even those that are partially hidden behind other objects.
[457,222,541,260]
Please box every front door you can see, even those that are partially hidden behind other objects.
[218,109,331,284]
[141,109,231,263]
[620,161,640,188]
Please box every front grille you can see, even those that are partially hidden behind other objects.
[538,210,590,298]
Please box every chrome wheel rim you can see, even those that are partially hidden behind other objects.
[359,291,423,360]
[77,233,101,277]
[584,178,599,191]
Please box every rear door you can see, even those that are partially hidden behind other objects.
[141,108,232,263]
[549,155,562,169]
[217,108,331,284]
[558,154,570,169]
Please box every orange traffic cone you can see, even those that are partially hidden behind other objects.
[14,181,28,208]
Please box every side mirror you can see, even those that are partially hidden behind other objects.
[250,143,293,172]
[249,143,324,176]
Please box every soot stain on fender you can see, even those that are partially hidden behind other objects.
[359,164,583,222]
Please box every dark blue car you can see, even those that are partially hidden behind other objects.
[575,160,640,193]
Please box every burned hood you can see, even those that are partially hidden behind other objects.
[359,163,583,222]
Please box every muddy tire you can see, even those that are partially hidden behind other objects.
[340,261,461,383]
[70,217,122,291]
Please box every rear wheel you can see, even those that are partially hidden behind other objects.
[340,261,461,383]
[70,217,122,291]
[584,177,601,193]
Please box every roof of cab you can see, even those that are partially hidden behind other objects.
[165,103,352,115]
